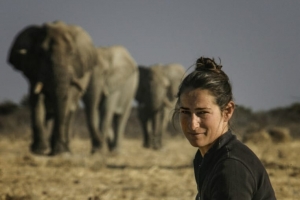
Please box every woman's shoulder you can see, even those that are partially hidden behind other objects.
[218,137,267,173]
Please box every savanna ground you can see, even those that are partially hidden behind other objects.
[0,105,300,200]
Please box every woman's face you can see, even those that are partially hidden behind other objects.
[179,88,230,154]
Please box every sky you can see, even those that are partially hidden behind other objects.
[1,1,299,112]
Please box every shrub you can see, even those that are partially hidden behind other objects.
[0,100,19,115]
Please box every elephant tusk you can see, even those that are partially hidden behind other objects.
[71,78,83,91]
[18,49,27,55]
[163,98,174,108]
[34,82,43,94]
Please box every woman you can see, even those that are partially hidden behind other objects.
[173,57,276,200]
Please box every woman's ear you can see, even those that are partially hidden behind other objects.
[223,101,235,122]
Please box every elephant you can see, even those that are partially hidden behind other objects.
[135,63,186,149]
[7,21,98,155]
[82,45,139,154]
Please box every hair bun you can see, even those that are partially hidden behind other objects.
[195,57,222,72]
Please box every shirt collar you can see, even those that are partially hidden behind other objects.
[204,130,235,156]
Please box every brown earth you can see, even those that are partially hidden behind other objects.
[0,132,300,200]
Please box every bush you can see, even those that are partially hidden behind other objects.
[0,100,19,115]
[267,127,291,143]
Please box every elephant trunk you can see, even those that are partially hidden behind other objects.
[49,65,72,155]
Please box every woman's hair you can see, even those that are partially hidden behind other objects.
[172,57,233,125]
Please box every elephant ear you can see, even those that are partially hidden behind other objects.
[42,21,98,79]
[162,63,186,101]
[135,66,151,103]
[151,65,170,88]
[99,46,138,95]
[68,24,98,78]
[8,25,45,73]
[149,65,171,109]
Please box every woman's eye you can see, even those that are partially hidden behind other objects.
[196,111,207,116]
[180,110,190,115]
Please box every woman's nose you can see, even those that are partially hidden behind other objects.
[189,114,200,130]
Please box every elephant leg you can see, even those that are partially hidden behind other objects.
[100,95,118,152]
[109,114,120,151]
[30,93,49,155]
[50,120,69,155]
[102,113,116,152]
[83,84,104,154]
[143,118,151,148]
[65,109,75,148]
[138,107,151,148]
[152,110,163,150]
[110,100,132,152]
[150,114,156,149]
[160,107,170,144]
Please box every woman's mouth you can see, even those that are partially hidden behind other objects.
[189,131,206,136]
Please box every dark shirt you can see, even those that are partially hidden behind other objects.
[193,130,276,200]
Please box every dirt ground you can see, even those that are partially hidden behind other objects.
[0,133,300,200]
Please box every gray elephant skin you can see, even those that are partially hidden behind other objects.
[135,63,185,149]
[7,21,98,155]
[82,45,139,154]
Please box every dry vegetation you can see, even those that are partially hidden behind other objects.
[0,103,300,200]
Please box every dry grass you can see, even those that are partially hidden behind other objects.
[0,134,196,200]
[245,141,300,200]
[0,133,300,200]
